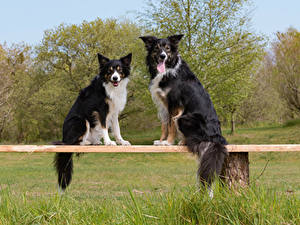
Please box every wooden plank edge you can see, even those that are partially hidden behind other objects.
[0,144,300,153]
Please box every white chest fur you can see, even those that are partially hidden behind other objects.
[149,73,169,122]
[104,78,129,115]
[149,58,182,122]
[149,57,182,104]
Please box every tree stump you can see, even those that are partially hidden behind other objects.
[221,152,249,188]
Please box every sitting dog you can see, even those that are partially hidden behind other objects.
[54,53,132,190]
[140,35,228,186]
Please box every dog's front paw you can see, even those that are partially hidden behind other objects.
[153,140,173,146]
[117,140,131,146]
[104,140,117,146]
[161,140,173,146]
[92,140,102,145]
[153,140,162,145]
[80,140,92,145]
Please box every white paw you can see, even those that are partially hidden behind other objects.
[118,140,131,146]
[153,140,173,146]
[153,140,162,146]
[80,140,92,145]
[104,140,117,146]
[161,140,172,146]
[92,140,102,145]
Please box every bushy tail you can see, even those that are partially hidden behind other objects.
[186,138,228,185]
[54,153,73,190]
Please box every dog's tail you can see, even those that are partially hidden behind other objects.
[54,153,73,190]
[186,137,228,185]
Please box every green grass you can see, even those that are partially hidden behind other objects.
[121,119,300,145]
[224,119,300,144]
[1,120,300,224]
[1,182,300,224]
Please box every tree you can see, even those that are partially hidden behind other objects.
[271,28,300,115]
[0,43,33,141]
[0,44,12,139]
[238,55,288,125]
[139,0,265,133]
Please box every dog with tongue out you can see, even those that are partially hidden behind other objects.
[140,34,183,146]
[140,35,228,188]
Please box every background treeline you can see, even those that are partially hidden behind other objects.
[0,0,299,143]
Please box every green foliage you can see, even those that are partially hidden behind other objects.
[238,55,288,124]
[239,28,300,125]
[282,119,300,128]
[271,28,300,115]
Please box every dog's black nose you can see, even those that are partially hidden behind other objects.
[159,53,166,60]
[112,76,118,81]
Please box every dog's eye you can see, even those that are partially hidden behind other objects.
[108,67,113,74]
[165,46,170,51]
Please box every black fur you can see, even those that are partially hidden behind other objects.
[140,35,228,185]
[54,53,132,190]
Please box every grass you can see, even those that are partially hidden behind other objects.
[1,183,300,224]
[120,119,300,145]
[224,119,300,144]
[1,120,300,224]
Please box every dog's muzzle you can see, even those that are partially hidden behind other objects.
[111,72,121,87]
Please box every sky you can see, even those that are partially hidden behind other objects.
[1,0,300,46]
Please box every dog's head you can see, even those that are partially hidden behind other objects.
[139,34,183,74]
[97,53,132,87]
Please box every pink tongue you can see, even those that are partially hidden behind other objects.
[157,62,165,73]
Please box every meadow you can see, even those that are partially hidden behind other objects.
[1,120,300,224]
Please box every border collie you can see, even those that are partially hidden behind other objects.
[54,53,132,190]
[140,35,228,186]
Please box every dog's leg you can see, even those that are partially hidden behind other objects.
[79,120,92,145]
[160,122,168,141]
[102,127,116,146]
[154,95,170,145]
[164,119,176,145]
[89,124,103,145]
[161,107,184,146]
[111,114,131,146]
[172,108,185,145]
[154,122,168,145]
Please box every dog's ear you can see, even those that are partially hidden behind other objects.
[139,36,157,50]
[97,53,110,69]
[120,53,132,67]
[167,34,184,46]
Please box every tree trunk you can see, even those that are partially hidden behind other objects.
[230,112,235,135]
[221,152,249,188]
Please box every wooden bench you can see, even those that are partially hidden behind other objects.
[1,144,300,187]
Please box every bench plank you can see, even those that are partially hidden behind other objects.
[0,144,300,153]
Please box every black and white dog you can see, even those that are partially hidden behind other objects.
[54,53,132,190]
[140,35,228,186]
